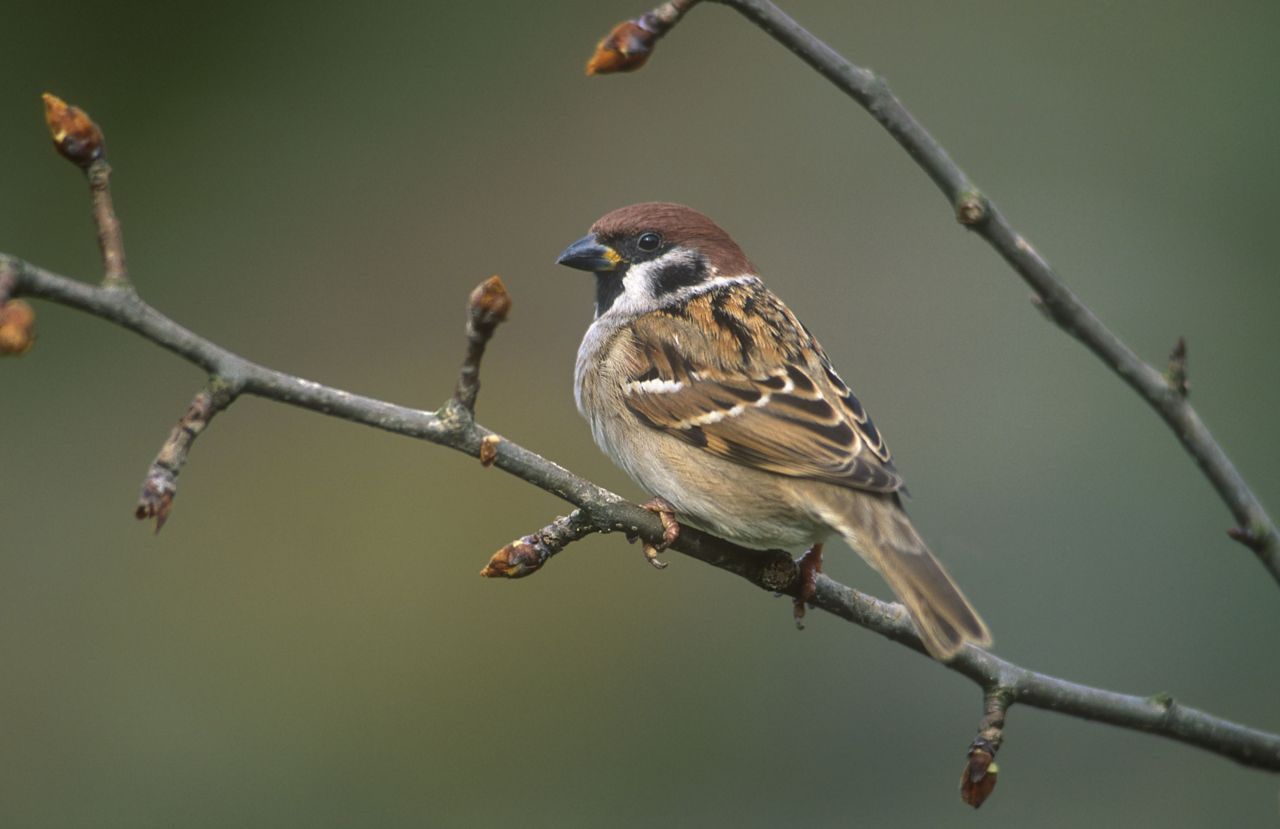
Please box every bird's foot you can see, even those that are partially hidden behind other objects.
[793,543,824,629]
[637,496,679,570]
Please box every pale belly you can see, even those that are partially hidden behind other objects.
[589,407,830,552]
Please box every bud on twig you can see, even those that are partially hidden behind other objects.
[481,535,549,578]
[478,434,502,467]
[1227,524,1267,553]
[42,93,104,168]
[955,190,987,226]
[135,385,235,532]
[135,486,176,532]
[587,20,658,75]
[1165,336,1189,397]
[454,276,512,414]
[0,300,37,356]
[959,742,999,808]
[960,689,1009,808]
[479,511,597,579]
[42,94,130,288]
[468,275,512,337]
[585,1,697,75]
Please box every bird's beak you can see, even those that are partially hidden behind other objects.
[556,234,624,273]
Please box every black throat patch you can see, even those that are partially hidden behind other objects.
[595,271,626,316]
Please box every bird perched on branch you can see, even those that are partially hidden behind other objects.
[557,202,991,660]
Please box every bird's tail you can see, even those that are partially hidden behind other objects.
[819,491,991,661]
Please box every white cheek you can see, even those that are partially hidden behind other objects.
[613,256,669,314]
[620,265,655,304]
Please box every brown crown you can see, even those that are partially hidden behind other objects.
[590,202,756,275]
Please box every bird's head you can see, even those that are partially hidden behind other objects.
[556,202,755,319]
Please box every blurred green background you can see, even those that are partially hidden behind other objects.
[3,0,1279,825]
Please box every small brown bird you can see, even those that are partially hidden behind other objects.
[557,202,991,660]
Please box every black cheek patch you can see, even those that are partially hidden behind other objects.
[652,256,708,296]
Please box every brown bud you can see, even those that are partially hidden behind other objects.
[586,19,656,75]
[478,434,501,467]
[0,300,37,356]
[959,746,998,808]
[136,471,177,530]
[956,192,986,226]
[42,93,104,168]
[469,275,511,330]
[135,483,176,533]
[480,536,547,578]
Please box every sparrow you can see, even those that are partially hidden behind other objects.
[556,202,991,660]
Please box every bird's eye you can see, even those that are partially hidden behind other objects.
[637,232,662,252]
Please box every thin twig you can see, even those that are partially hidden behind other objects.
[480,510,599,578]
[453,275,512,414]
[41,94,128,289]
[87,159,129,289]
[135,381,238,531]
[960,688,1010,808]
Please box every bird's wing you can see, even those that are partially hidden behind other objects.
[619,283,904,493]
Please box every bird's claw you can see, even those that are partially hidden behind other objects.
[793,543,824,629]
[639,496,680,570]
[642,544,670,570]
